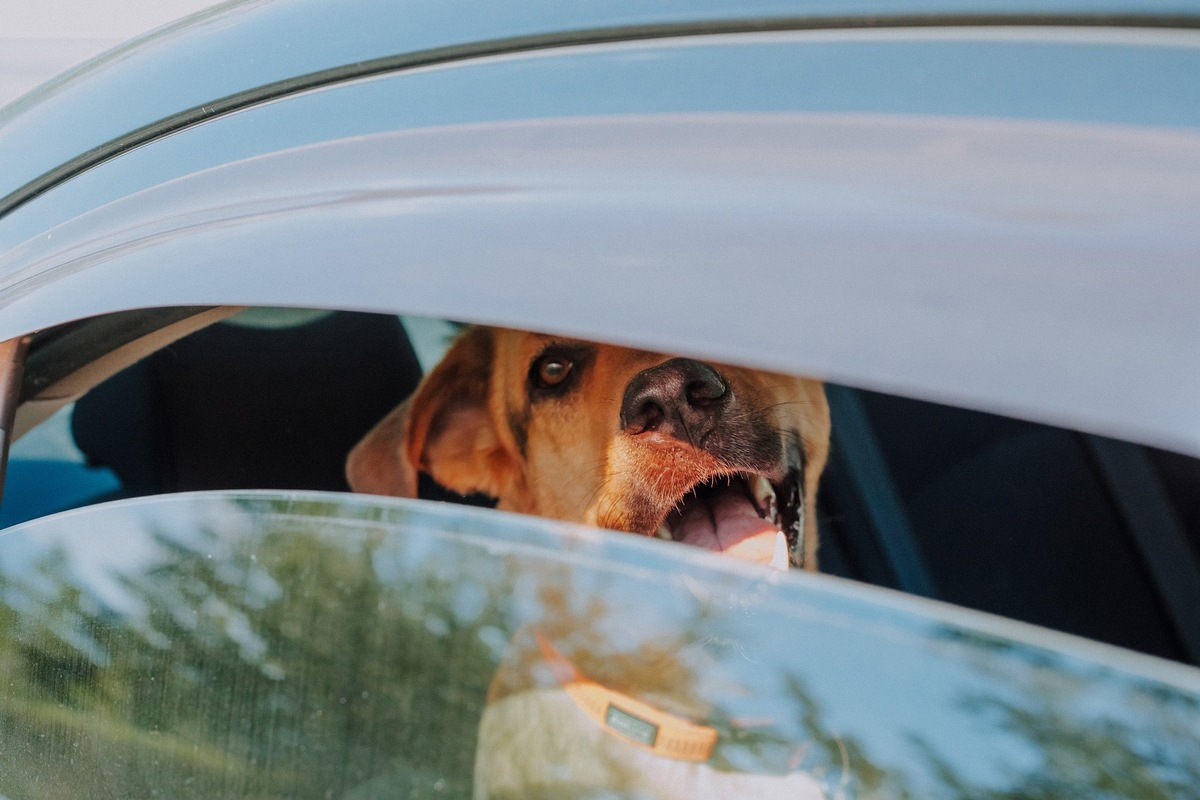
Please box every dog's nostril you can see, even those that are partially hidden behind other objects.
[628,400,665,434]
[686,374,727,406]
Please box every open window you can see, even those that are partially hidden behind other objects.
[2,306,1199,671]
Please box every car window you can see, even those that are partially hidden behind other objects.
[5,306,1200,672]
[0,490,1195,799]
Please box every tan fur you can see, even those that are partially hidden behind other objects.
[348,326,829,567]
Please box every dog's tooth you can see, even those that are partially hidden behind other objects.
[768,531,789,571]
[750,475,777,520]
[656,524,673,540]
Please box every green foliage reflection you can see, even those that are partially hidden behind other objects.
[0,519,500,799]
[913,631,1200,800]
[0,497,1196,800]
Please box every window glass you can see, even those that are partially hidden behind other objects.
[0,491,1195,799]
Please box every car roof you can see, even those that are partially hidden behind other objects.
[3,0,1198,213]
[0,0,1198,458]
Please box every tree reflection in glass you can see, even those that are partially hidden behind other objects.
[0,492,1195,799]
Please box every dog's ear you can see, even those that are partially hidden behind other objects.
[346,326,519,502]
[345,396,419,497]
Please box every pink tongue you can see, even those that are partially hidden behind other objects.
[673,485,780,563]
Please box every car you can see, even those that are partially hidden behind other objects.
[0,0,1198,797]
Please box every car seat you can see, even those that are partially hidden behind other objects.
[71,309,423,495]
[819,387,1194,663]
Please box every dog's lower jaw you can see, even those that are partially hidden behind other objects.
[591,437,726,536]
[589,498,661,540]
[587,433,810,568]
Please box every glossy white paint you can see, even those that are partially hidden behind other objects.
[2,114,1197,455]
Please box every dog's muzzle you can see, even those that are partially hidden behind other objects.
[615,359,804,568]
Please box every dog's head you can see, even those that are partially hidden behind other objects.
[347,326,829,568]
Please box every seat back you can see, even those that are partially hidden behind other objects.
[72,310,422,494]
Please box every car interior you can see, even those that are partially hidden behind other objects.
[4,307,1199,667]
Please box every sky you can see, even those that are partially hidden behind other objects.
[1,0,224,106]
[5,0,224,39]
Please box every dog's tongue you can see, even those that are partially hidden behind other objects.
[672,484,781,564]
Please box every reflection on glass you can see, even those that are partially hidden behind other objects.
[0,492,1195,799]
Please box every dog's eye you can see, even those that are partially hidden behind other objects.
[532,355,573,389]
[528,344,593,400]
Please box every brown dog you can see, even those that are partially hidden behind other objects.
[347,327,833,797]
[347,326,829,569]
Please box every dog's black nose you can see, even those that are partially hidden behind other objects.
[620,358,730,443]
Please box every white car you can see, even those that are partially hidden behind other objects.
[0,1,1197,797]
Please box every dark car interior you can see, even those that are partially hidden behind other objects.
[7,308,1200,667]
[70,311,421,496]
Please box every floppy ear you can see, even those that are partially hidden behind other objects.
[345,396,419,497]
[345,326,520,502]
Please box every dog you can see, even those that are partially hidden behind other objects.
[346,326,832,797]
[346,325,829,569]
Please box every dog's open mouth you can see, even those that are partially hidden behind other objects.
[656,470,803,566]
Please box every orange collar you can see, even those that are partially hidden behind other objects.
[534,629,718,763]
